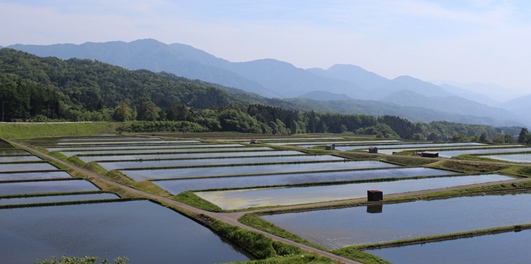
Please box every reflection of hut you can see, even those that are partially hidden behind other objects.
[366,204,383,214]
[249,139,261,144]
[367,190,383,201]
[368,146,378,153]
[421,151,439,158]
[325,143,335,150]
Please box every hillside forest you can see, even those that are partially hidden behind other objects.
[0,48,523,143]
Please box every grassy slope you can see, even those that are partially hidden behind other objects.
[0,122,120,139]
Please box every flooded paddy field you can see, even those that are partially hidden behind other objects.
[480,153,531,163]
[121,160,398,181]
[155,167,458,195]
[0,179,100,195]
[0,200,250,264]
[0,171,71,182]
[261,192,531,249]
[54,139,200,146]
[0,162,57,172]
[0,149,31,156]
[47,143,243,152]
[0,155,41,163]
[268,140,402,148]
[62,146,273,156]
[197,174,513,210]
[0,193,119,206]
[365,229,531,264]
[79,150,305,162]
[377,145,526,155]
[98,154,345,170]
[436,147,531,158]
[335,142,486,152]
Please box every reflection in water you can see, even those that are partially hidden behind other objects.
[0,200,250,263]
[262,192,531,249]
[366,229,531,264]
[366,204,383,214]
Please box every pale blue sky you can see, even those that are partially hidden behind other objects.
[1,0,531,97]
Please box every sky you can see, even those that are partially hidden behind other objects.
[1,0,531,99]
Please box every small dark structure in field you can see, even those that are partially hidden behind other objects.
[325,143,336,150]
[367,190,383,201]
[421,151,439,158]
[368,146,378,153]
[249,139,261,144]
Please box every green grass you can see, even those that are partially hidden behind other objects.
[0,122,120,139]
[332,247,390,264]
[453,154,508,162]
[425,159,509,173]
[239,214,324,250]
[207,217,337,263]
[173,191,223,212]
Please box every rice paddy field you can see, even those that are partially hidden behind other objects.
[0,136,253,263]
[5,134,531,263]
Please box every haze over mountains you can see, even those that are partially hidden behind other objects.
[6,39,531,127]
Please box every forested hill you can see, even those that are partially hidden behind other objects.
[0,48,260,120]
[0,48,522,141]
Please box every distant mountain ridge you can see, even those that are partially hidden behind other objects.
[5,39,529,127]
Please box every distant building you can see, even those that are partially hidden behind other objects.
[421,151,439,158]
[249,139,261,144]
[325,143,335,150]
[368,146,378,153]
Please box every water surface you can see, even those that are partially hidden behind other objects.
[49,143,242,152]
[481,153,531,163]
[262,192,531,249]
[0,150,30,156]
[155,167,457,195]
[0,193,119,205]
[0,200,250,263]
[0,171,71,182]
[366,230,531,264]
[0,156,41,163]
[198,174,513,210]
[0,163,57,172]
[437,147,531,158]
[99,155,345,170]
[79,150,304,162]
[66,147,273,156]
[121,160,397,181]
[0,180,99,195]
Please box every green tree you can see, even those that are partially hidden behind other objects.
[138,101,160,121]
[518,128,529,144]
[113,101,134,121]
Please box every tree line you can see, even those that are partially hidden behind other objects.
[0,48,522,142]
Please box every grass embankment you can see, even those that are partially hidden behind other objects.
[173,191,223,212]
[239,213,389,264]
[204,216,336,264]
[0,122,120,139]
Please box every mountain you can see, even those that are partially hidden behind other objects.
[368,75,453,100]
[283,98,523,127]
[298,91,353,101]
[8,39,280,98]
[5,39,527,127]
[306,64,390,90]
[439,83,501,107]
[380,90,519,121]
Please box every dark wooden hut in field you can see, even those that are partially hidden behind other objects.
[325,143,335,150]
[421,151,439,158]
[368,146,378,153]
